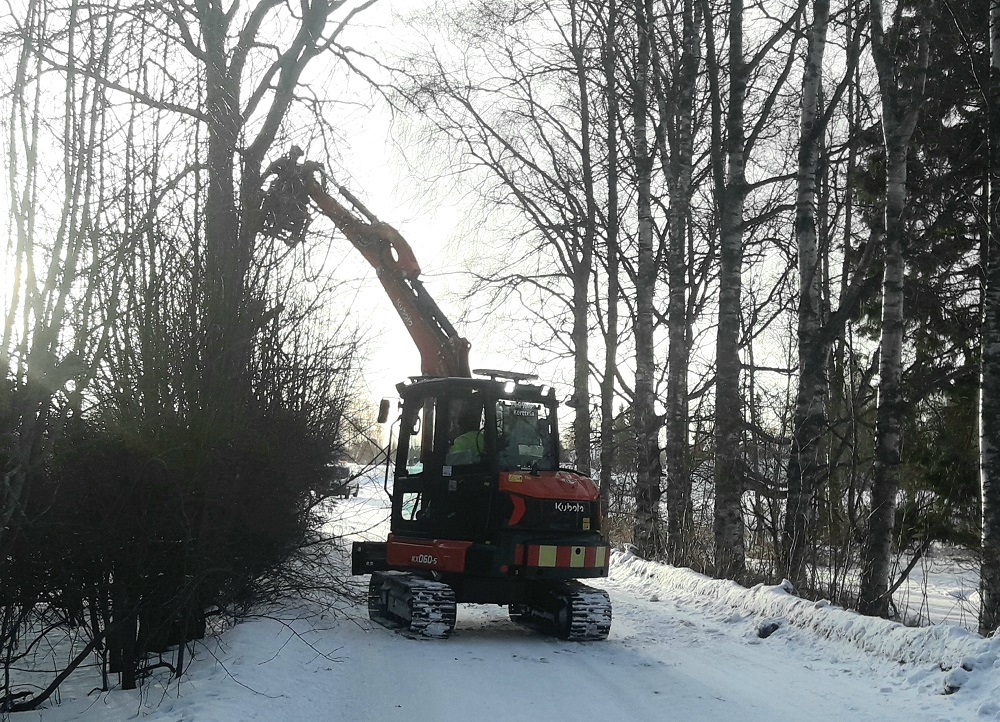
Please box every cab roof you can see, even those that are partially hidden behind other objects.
[396,375,556,403]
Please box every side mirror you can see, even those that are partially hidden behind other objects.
[377,398,391,424]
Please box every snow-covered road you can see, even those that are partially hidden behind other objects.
[28,471,1000,721]
[317,580,968,722]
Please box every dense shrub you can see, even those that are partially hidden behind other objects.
[0,399,340,705]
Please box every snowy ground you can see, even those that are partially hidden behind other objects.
[13,468,1000,721]
[895,548,982,631]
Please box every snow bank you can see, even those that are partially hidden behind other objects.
[609,549,1000,674]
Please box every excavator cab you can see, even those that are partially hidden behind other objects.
[390,374,562,543]
[353,372,611,640]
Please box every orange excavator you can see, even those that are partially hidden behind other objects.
[260,148,611,640]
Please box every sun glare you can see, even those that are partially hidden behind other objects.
[0,253,14,331]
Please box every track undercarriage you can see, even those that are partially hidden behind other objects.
[508,580,612,641]
[368,571,458,639]
[367,571,611,641]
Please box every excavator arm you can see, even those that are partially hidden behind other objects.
[259,148,471,378]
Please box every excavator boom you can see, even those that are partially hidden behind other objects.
[259,148,471,378]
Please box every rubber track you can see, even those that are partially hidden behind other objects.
[563,581,612,641]
[368,571,457,639]
[510,580,612,641]
[405,577,457,638]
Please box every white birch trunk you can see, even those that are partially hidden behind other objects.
[784,0,832,586]
[980,0,1000,636]
[570,3,595,477]
[599,0,621,514]
[664,0,699,565]
[633,0,662,557]
[858,0,928,616]
[713,0,747,580]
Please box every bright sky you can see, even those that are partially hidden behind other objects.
[0,250,12,312]
[313,1,542,404]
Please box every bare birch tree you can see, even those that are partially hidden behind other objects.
[783,0,875,590]
[981,0,1000,635]
[397,1,618,479]
[784,0,833,587]
[710,0,750,579]
[858,0,931,616]
[1,0,377,704]
[598,0,624,513]
[658,0,701,565]
[568,0,599,476]
[699,0,807,580]
[632,0,663,557]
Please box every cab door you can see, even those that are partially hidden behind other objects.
[393,388,495,542]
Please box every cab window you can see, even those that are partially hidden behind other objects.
[496,400,556,472]
[443,393,487,468]
[399,397,439,475]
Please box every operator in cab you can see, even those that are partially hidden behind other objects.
[446,427,484,465]
[445,398,486,466]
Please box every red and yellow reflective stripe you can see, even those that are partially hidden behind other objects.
[524,544,607,569]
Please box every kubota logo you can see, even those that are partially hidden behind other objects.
[411,554,438,565]
[555,501,586,513]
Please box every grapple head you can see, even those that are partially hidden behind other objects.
[259,146,324,247]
